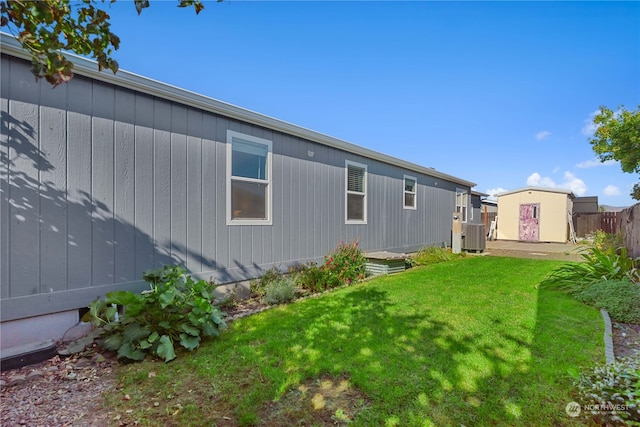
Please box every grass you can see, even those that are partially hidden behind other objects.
[104,257,603,426]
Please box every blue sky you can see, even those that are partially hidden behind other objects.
[101,1,639,206]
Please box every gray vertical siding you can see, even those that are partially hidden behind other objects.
[1,54,470,321]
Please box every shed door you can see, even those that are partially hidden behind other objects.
[519,203,540,241]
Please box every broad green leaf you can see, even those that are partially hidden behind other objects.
[101,334,123,351]
[139,339,152,350]
[159,288,176,308]
[105,290,139,307]
[148,331,160,343]
[157,335,177,362]
[202,320,219,337]
[118,342,145,361]
[179,333,201,351]
[104,305,118,322]
[123,323,151,343]
[180,323,200,337]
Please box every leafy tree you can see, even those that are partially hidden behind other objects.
[0,0,216,86]
[589,105,640,200]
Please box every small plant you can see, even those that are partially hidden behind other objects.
[593,230,624,252]
[84,265,226,362]
[322,241,367,289]
[571,357,640,425]
[293,262,328,293]
[412,246,464,265]
[540,246,639,292]
[574,279,640,324]
[250,266,283,297]
[263,275,297,305]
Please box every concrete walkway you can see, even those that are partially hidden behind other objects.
[483,240,588,261]
[486,240,584,253]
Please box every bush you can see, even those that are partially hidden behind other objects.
[575,279,640,324]
[413,246,464,265]
[84,265,226,362]
[292,262,327,293]
[571,357,640,425]
[264,276,297,305]
[250,266,283,297]
[593,230,624,252]
[540,246,639,293]
[321,241,367,289]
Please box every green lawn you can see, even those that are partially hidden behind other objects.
[106,257,603,426]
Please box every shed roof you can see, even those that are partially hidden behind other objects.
[1,33,476,188]
[496,187,576,198]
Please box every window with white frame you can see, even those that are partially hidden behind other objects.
[346,161,367,223]
[403,175,417,209]
[226,130,272,225]
[456,189,468,223]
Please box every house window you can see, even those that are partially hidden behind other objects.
[346,160,367,223]
[403,175,417,210]
[226,130,272,225]
[456,189,468,223]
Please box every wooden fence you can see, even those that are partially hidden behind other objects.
[620,204,640,259]
[573,212,620,237]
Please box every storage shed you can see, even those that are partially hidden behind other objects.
[496,187,575,243]
[1,34,478,350]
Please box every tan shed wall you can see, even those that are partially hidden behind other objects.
[497,190,572,242]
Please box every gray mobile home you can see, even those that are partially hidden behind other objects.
[1,34,476,350]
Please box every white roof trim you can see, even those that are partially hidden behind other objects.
[497,186,576,198]
[1,33,476,188]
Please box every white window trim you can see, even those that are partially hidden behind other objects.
[403,174,417,210]
[226,130,273,226]
[456,188,469,223]
[345,160,367,224]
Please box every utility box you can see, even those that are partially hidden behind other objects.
[452,212,462,254]
[462,223,486,252]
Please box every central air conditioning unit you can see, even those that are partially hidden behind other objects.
[462,223,486,252]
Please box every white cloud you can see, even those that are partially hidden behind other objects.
[563,171,587,196]
[576,159,616,168]
[526,172,556,188]
[535,131,552,140]
[552,166,560,174]
[525,171,587,196]
[603,185,620,196]
[485,187,508,200]
[582,109,601,136]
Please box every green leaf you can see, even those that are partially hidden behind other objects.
[179,333,201,351]
[105,290,138,307]
[148,331,160,343]
[202,320,220,337]
[157,335,177,362]
[159,288,176,308]
[158,321,171,330]
[139,339,152,350]
[118,342,145,361]
[180,323,200,336]
[101,334,123,351]
[123,323,151,343]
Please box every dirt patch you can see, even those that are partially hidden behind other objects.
[0,351,116,426]
[612,322,640,361]
[257,374,371,426]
